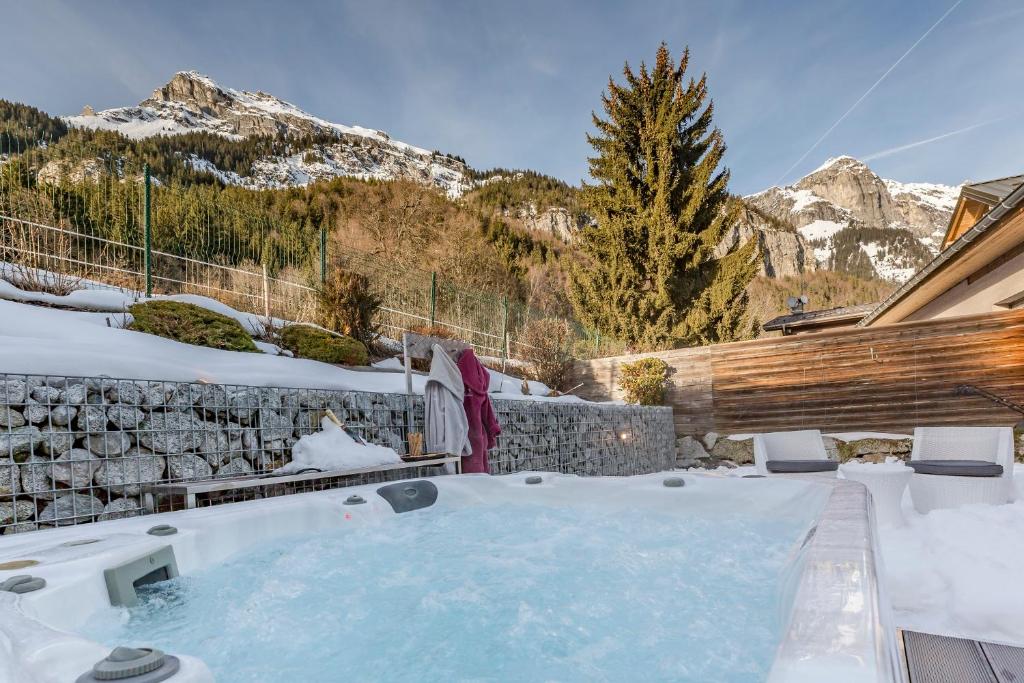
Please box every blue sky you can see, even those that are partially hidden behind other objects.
[3,0,1022,194]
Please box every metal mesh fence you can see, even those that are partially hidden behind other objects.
[0,373,675,534]
[0,132,627,361]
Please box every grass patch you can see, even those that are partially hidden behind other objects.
[128,300,257,352]
[279,324,368,366]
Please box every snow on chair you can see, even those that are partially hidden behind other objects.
[753,429,837,477]
[907,426,1015,514]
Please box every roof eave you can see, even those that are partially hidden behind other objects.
[859,181,1024,327]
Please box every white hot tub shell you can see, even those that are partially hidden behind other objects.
[0,472,900,682]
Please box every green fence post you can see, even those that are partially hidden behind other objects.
[594,330,601,357]
[319,225,327,285]
[429,272,437,327]
[143,163,152,297]
[500,295,509,364]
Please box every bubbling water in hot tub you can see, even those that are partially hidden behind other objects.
[81,502,810,682]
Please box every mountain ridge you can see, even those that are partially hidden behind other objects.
[56,72,962,284]
[64,71,474,197]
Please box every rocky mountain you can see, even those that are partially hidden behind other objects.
[717,202,813,278]
[739,156,960,282]
[54,73,961,280]
[64,71,473,197]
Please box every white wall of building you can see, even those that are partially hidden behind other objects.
[905,249,1024,321]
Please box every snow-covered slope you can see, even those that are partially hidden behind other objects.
[743,156,960,282]
[64,71,473,197]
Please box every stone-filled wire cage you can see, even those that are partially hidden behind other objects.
[0,373,675,535]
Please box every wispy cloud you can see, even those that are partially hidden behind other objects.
[967,5,1024,28]
[772,0,964,185]
[860,118,1005,162]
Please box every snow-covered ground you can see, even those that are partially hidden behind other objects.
[0,278,286,334]
[688,462,1024,647]
[797,218,846,242]
[0,283,576,403]
[859,241,918,282]
[881,468,1024,647]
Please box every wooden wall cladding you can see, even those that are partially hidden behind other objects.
[571,309,1024,435]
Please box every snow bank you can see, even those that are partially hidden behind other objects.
[274,417,401,474]
[0,298,582,402]
[882,480,1024,646]
[0,279,142,311]
[0,276,287,334]
[487,367,552,397]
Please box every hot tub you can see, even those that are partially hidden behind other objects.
[0,473,899,682]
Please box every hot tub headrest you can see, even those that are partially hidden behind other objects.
[376,480,438,513]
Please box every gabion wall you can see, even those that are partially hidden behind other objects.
[0,373,675,534]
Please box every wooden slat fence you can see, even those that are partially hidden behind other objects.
[571,308,1024,436]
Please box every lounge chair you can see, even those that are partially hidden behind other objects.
[908,426,1015,513]
[753,430,838,477]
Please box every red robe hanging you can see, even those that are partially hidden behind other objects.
[456,349,501,474]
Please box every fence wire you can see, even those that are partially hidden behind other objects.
[0,131,625,361]
[0,373,675,534]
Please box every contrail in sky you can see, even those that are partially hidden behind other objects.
[860,118,1004,162]
[772,0,964,186]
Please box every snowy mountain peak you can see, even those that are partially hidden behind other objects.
[809,155,866,175]
[743,157,961,283]
[62,71,473,197]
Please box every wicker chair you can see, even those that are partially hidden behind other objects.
[753,430,837,477]
[908,426,1016,513]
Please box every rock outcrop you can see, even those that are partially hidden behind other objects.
[742,156,960,282]
[503,204,584,242]
[719,206,814,278]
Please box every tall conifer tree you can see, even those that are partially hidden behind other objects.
[569,44,757,350]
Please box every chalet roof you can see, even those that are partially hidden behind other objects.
[962,175,1024,207]
[860,174,1024,327]
[763,303,875,332]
